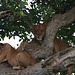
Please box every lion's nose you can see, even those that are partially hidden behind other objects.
[36,36,42,41]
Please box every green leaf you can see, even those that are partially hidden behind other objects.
[60,72,66,75]
[20,11,24,16]
[20,1,28,8]
[24,1,28,5]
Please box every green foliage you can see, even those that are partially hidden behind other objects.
[60,72,66,75]
[56,22,75,46]
[0,0,75,45]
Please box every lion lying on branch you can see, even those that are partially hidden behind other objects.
[0,43,35,70]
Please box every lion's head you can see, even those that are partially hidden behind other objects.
[32,23,48,41]
[0,43,13,54]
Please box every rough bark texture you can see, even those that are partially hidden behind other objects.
[0,7,75,75]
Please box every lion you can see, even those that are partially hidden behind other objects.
[32,23,48,41]
[54,38,68,53]
[17,23,73,75]
[17,23,48,51]
[0,43,35,70]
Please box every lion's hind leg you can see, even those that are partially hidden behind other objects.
[13,66,24,70]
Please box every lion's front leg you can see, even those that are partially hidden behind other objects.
[13,66,24,70]
[0,53,7,63]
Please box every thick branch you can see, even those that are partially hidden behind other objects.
[43,46,75,68]
[44,7,75,47]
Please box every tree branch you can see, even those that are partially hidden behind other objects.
[43,46,75,68]
[0,10,13,19]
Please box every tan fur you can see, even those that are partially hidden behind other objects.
[17,41,28,51]
[32,23,48,40]
[17,39,41,52]
[0,43,35,70]
[54,38,68,53]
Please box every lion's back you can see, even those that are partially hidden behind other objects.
[16,52,35,67]
[54,38,68,53]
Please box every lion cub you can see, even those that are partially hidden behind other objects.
[0,43,35,70]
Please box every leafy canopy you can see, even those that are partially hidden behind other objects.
[0,0,75,45]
